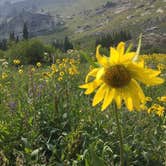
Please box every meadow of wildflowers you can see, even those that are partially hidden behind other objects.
[0,44,166,166]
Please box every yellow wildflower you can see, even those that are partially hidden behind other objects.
[58,77,63,81]
[80,42,164,111]
[1,72,8,79]
[156,106,165,117]
[68,66,78,75]
[59,63,63,69]
[18,69,23,74]
[145,97,152,102]
[56,59,60,64]
[51,64,56,71]
[13,59,21,65]
[43,72,51,78]
[36,62,42,68]
[31,67,35,72]
[60,72,64,77]
[157,96,166,102]
[69,59,75,65]
[148,104,165,117]
[157,63,165,71]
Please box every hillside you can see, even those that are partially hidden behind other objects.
[36,0,166,51]
[0,0,166,51]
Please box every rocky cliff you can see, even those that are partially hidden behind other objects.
[0,11,57,38]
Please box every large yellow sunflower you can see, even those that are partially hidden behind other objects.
[80,42,164,111]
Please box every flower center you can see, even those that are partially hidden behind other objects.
[103,65,131,88]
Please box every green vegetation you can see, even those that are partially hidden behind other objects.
[6,39,46,64]
[0,39,166,165]
[23,23,29,40]
[52,36,74,53]
[0,1,165,165]
[95,30,132,48]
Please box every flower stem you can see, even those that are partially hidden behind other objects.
[113,103,124,166]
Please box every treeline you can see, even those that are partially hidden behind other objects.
[95,30,132,48]
[0,23,29,50]
[52,36,73,52]
[0,20,74,64]
[0,22,74,54]
[0,22,74,65]
[0,39,7,51]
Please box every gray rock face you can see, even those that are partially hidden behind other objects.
[0,0,63,39]
[0,11,56,38]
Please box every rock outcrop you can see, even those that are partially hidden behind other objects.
[0,11,56,38]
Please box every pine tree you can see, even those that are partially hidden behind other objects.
[16,36,19,43]
[63,36,73,52]
[95,30,132,48]
[23,23,29,40]
[9,32,15,41]
[0,39,7,50]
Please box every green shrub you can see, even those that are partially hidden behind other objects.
[0,50,5,58]
[6,39,45,64]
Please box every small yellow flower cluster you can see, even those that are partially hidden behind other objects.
[148,104,165,117]
[51,64,58,74]
[142,54,166,63]
[1,72,8,79]
[31,67,36,72]
[68,65,78,75]
[142,54,166,71]
[157,63,166,71]
[42,72,52,78]
[41,57,80,81]
[18,69,23,75]
[57,58,79,80]
[13,59,21,65]
[36,62,42,68]
[145,96,152,102]
[41,64,58,80]
[157,96,166,103]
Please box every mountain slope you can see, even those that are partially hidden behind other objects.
[35,0,166,51]
[0,0,166,51]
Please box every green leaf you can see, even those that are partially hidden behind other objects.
[89,145,106,166]
[80,51,99,68]
[126,43,133,53]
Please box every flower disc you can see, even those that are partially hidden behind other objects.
[104,65,131,88]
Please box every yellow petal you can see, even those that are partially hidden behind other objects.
[79,80,102,94]
[114,89,122,109]
[123,87,132,111]
[117,42,125,56]
[96,67,105,80]
[92,83,107,106]
[123,79,145,111]
[128,80,143,110]
[96,45,109,67]
[120,52,136,63]
[109,47,119,65]
[131,79,145,102]
[101,88,115,111]
[125,94,133,111]
[127,63,164,85]
[85,68,99,83]
[146,69,161,77]
[136,59,144,68]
